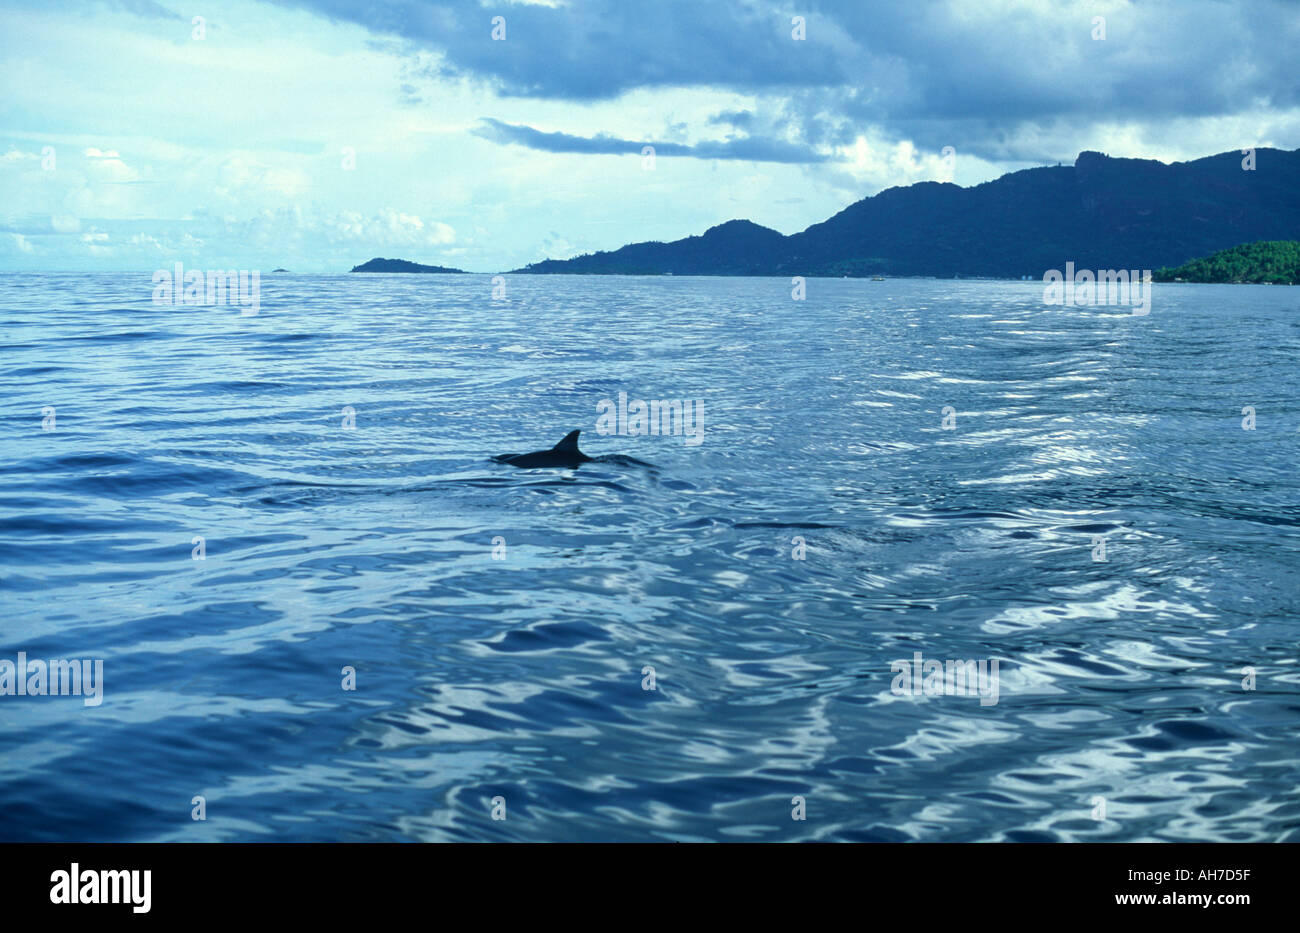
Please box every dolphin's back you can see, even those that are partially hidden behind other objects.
[493,430,592,468]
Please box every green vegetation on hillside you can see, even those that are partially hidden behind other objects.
[1153,241,1300,284]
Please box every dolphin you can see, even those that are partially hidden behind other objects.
[492,430,652,469]
[492,430,593,469]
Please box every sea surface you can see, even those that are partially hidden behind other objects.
[1,272,1297,842]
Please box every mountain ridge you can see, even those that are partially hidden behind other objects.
[507,148,1300,278]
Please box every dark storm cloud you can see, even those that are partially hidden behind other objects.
[269,0,1300,159]
[271,0,845,98]
[473,118,830,164]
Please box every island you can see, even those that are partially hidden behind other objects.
[1153,241,1299,284]
[508,147,1300,279]
[350,257,466,274]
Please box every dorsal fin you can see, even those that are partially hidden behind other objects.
[551,430,581,452]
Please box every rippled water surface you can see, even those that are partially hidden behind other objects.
[1,272,1297,842]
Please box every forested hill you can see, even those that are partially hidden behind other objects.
[1154,241,1300,284]
[350,258,465,273]
[512,148,1300,278]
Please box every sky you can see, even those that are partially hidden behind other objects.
[1,0,1297,272]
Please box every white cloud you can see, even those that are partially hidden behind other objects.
[330,208,455,246]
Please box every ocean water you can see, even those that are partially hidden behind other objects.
[1,271,1297,842]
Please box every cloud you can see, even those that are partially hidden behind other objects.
[103,0,184,20]
[209,156,308,199]
[6,0,186,20]
[536,229,581,260]
[473,118,830,163]
[273,0,845,99]
[328,208,455,246]
[0,215,84,236]
[0,205,459,268]
[271,0,1300,162]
